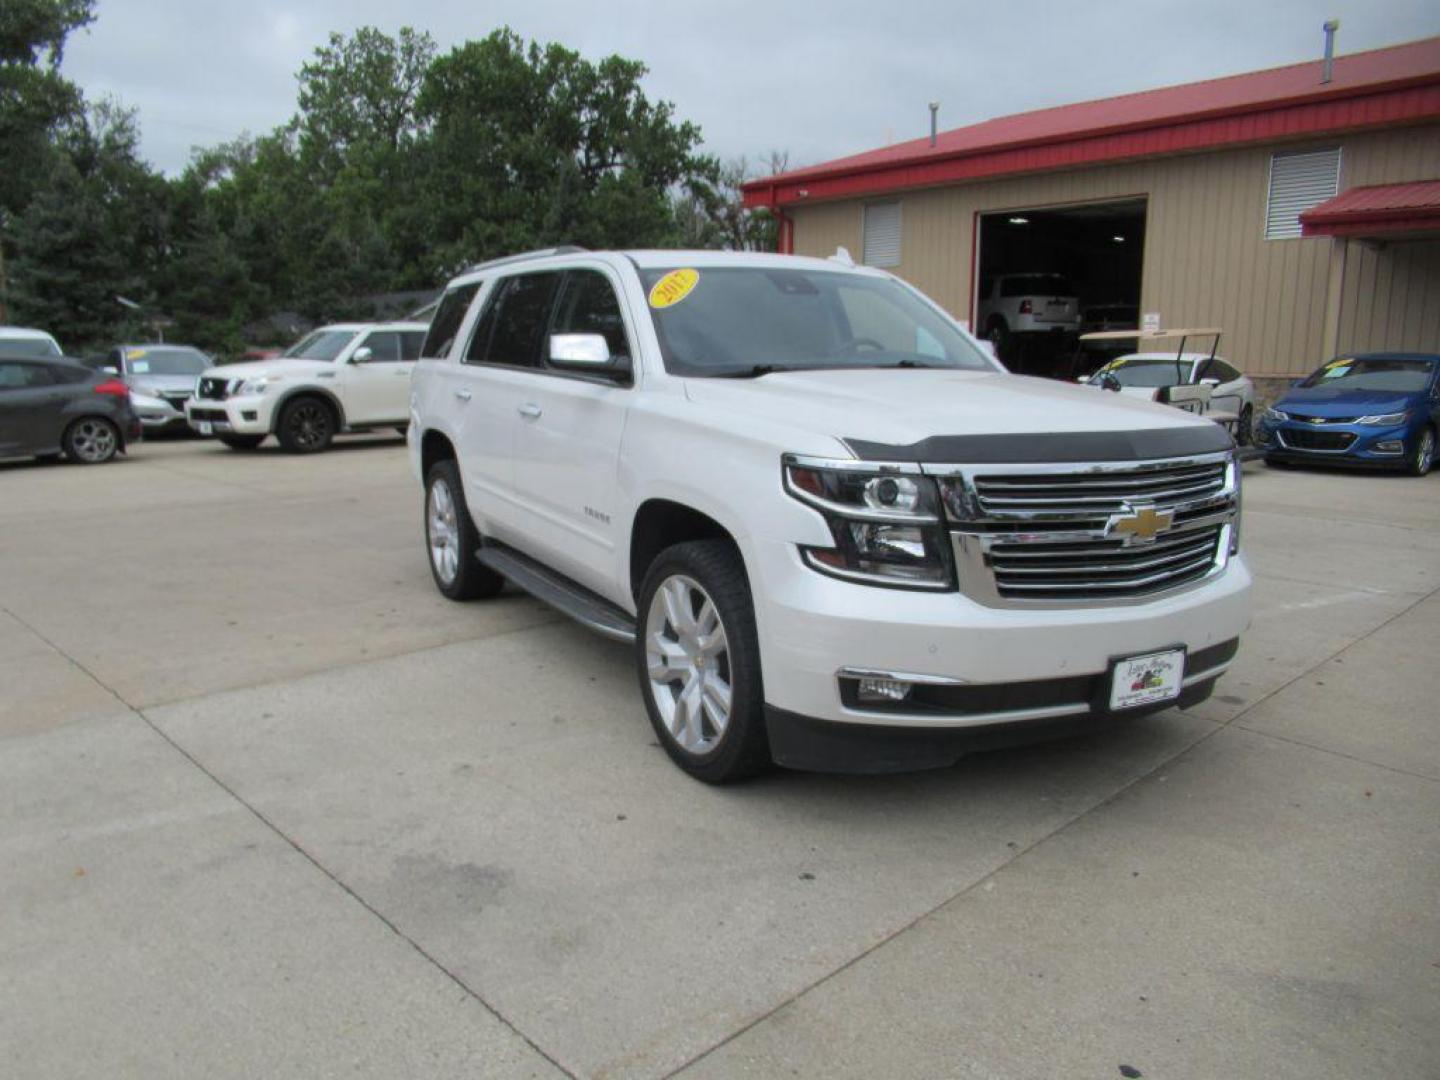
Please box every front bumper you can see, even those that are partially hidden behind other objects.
[186,395,273,436]
[1256,417,1413,466]
[132,396,193,431]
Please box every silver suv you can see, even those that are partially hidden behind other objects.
[977,273,1081,354]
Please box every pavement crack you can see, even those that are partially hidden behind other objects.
[662,579,1440,1078]
[1,600,579,1078]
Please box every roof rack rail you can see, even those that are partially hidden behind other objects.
[465,246,588,273]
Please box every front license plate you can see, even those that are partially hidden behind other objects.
[197,421,213,435]
[1110,648,1186,710]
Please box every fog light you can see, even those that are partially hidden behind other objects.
[242,410,258,421]
[1375,440,1403,454]
[857,677,913,703]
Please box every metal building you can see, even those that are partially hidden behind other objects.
[741,36,1440,392]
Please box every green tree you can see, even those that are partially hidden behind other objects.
[672,152,786,251]
[0,0,96,320]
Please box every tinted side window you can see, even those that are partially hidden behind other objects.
[400,331,425,360]
[422,283,479,359]
[360,331,402,362]
[0,362,53,388]
[551,271,628,361]
[478,272,562,368]
[1218,362,1241,382]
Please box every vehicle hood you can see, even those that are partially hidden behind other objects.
[199,358,335,382]
[1276,385,1419,417]
[127,373,201,394]
[683,368,1219,454]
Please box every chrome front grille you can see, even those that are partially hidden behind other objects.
[971,459,1227,517]
[932,452,1239,607]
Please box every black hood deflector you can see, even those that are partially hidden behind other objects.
[844,425,1234,465]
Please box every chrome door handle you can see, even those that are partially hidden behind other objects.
[454,389,472,402]
[518,403,542,419]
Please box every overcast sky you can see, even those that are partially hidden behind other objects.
[61,0,1440,178]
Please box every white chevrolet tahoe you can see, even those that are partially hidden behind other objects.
[187,321,426,452]
[410,248,1250,782]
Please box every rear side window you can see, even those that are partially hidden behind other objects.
[466,272,562,368]
[421,284,480,359]
[0,362,55,388]
[551,271,629,361]
[400,331,425,360]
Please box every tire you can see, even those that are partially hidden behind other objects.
[1235,405,1254,447]
[63,417,120,464]
[1408,426,1435,477]
[276,396,336,454]
[635,540,769,783]
[424,460,504,601]
[219,434,265,450]
[986,319,1009,358]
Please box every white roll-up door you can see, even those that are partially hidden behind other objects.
[1265,148,1340,240]
[863,202,902,267]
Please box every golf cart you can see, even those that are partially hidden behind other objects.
[1078,328,1255,445]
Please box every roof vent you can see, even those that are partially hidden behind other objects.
[1321,19,1340,84]
[929,102,939,147]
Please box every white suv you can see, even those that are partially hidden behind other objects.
[187,322,426,452]
[410,249,1250,782]
[977,273,1081,353]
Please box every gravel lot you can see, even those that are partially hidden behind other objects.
[3,435,1438,1079]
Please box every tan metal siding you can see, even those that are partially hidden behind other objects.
[1337,240,1440,355]
[787,123,1440,376]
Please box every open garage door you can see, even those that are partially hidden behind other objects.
[975,198,1146,378]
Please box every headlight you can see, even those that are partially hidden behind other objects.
[1263,407,1289,422]
[1354,411,1409,426]
[783,457,953,590]
[237,376,282,395]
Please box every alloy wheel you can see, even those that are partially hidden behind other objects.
[287,402,331,450]
[427,477,460,584]
[70,419,117,462]
[644,574,732,754]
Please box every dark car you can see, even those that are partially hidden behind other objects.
[87,344,213,434]
[0,358,141,464]
[1257,353,1439,476]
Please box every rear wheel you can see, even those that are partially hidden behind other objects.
[219,434,265,450]
[63,417,119,464]
[636,540,769,783]
[424,460,504,600]
[1409,426,1435,477]
[276,396,335,453]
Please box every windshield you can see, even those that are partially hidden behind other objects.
[1088,357,1193,388]
[0,335,61,358]
[1300,357,1433,393]
[124,346,209,376]
[283,329,358,362]
[641,267,996,378]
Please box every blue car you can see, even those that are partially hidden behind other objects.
[1257,353,1439,477]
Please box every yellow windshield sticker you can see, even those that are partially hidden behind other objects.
[649,268,699,309]
[126,348,148,360]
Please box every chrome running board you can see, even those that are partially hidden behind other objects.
[478,544,636,644]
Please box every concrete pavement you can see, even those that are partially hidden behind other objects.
[2,437,1437,1078]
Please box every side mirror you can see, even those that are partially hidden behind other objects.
[1100,372,1122,393]
[351,346,374,364]
[102,366,119,375]
[549,333,628,376]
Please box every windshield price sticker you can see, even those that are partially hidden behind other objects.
[126,348,148,360]
[1110,648,1185,710]
[649,268,699,309]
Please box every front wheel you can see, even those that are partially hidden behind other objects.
[424,460,504,600]
[1409,426,1435,477]
[63,417,120,464]
[635,540,768,783]
[219,434,265,450]
[276,397,335,453]
[1235,405,1254,447]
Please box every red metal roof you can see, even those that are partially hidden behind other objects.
[743,37,1440,211]
[1300,179,1440,236]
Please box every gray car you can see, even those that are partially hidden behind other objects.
[0,358,141,464]
[89,344,214,433]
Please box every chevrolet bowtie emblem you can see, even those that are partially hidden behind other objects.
[1108,506,1174,544]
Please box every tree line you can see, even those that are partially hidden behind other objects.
[0,2,781,355]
